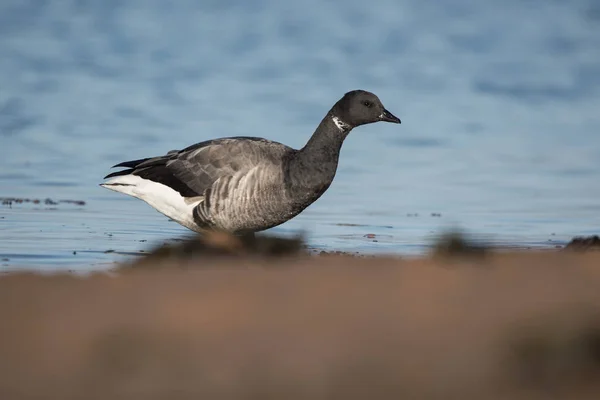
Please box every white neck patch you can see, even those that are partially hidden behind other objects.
[332,116,351,132]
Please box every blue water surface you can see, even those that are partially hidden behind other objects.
[1,0,599,271]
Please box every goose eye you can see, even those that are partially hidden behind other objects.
[363,101,372,108]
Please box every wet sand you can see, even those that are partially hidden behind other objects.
[1,235,600,400]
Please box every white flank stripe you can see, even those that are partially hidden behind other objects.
[101,175,203,231]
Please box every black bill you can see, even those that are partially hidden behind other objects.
[380,108,401,124]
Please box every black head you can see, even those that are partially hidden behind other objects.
[331,90,401,128]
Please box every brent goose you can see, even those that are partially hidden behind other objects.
[101,90,401,234]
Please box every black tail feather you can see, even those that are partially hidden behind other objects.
[111,158,152,169]
[103,154,199,197]
[105,157,154,179]
[104,169,135,179]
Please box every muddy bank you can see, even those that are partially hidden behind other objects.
[566,235,600,251]
[116,231,600,267]
[1,246,600,399]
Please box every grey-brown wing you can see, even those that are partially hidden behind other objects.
[105,137,291,198]
[168,137,291,195]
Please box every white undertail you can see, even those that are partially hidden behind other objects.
[100,175,203,231]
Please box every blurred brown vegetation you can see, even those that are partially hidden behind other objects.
[1,233,600,399]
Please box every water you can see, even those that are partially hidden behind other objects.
[1,0,599,271]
